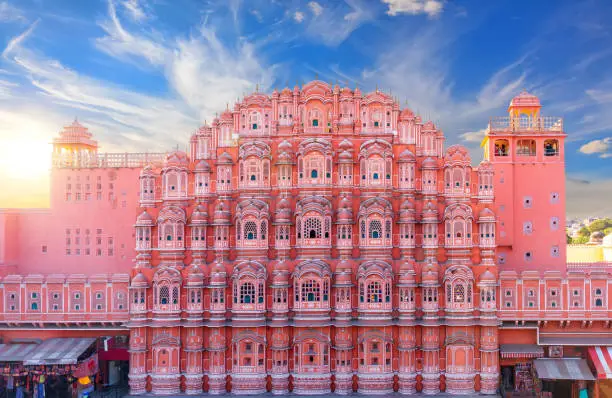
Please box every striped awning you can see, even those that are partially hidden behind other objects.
[534,359,595,381]
[500,344,544,358]
[588,347,612,379]
[23,338,96,365]
[0,344,40,362]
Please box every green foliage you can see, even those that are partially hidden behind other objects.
[572,236,589,244]
[567,234,572,244]
[604,227,612,236]
[578,226,591,237]
[588,218,612,233]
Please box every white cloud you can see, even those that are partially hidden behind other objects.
[250,9,263,23]
[0,1,25,22]
[579,137,612,158]
[2,18,39,58]
[382,0,444,18]
[121,0,148,22]
[293,11,305,23]
[95,0,167,66]
[308,1,323,17]
[459,129,486,143]
[301,0,375,46]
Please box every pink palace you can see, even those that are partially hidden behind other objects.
[1,80,611,397]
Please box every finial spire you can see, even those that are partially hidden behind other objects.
[256,83,259,92]
[315,72,319,80]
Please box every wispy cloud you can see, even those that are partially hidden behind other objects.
[2,18,39,58]
[382,0,444,18]
[121,0,149,22]
[95,0,167,66]
[308,1,324,17]
[293,11,305,23]
[0,1,25,22]
[301,0,376,46]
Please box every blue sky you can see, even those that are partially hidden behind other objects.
[0,0,611,217]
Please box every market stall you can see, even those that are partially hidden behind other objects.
[0,338,99,398]
[533,358,595,398]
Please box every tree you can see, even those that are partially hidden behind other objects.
[604,227,612,236]
[567,234,572,244]
[572,236,589,244]
[578,226,590,237]
[588,218,612,233]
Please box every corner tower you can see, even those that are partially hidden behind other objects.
[484,92,566,273]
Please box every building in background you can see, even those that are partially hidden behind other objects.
[1,81,611,396]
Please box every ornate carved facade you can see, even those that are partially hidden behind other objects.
[1,82,585,396]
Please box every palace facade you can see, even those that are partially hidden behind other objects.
[1,81,610,396]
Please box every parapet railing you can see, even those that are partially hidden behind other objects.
[53,152,166,169]
[487,116,563,133]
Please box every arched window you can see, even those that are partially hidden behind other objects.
[544,139,559,156]
[302,280,320,302]
[160,286,169,305]
[244,221,257,240]
[494,139,509,156]
[369,220,382,239]
[240,282,255,303]
[517,139,536,156]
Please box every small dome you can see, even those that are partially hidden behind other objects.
[186,265,204,286]
[401,198,415,210]
[422,270,438,284]
[136,211,154,226]
[164,150,189,167]
[399,262,417,285]
[213,201,231,223]
[509,91,541,109]
[278,140,293,152]
[398,149,416,162]
[479,269,496,283]
[423,121,436,131]
[217,152,234,165]
[195,160,210,172]
[400,108,415,119]
[191,205,208,224]
[131,272,149,288]
[421,157,437,169]
[140,165,156,177]
[210,262,227,284]
[339,139,353,151]
[339,150,353,160]
[478,207,495,221]
[415,115,422,123]
[281,87,292,96]
[275,198,292,223]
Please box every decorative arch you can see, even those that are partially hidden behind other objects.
[157,206,186,250]
[444,145,472,196]
[295,196,332,247]
[293,328,331,373]
[444,203,474,248]
[297,138,333,185]
[292,260,332,309]
[357,261,393,309]
[231,330,266,371]
[358,197,393,247]
[359,139,393,187]
[231,261,267,309]
[238,141,271,187]
[153,267,182,311]
[443,265,474,311]
[357,329,393,373]
[151,331,180,375]
[234,199,270,249]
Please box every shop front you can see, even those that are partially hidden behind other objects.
[0,337,99,398]
[533,358,595,398]
[587,346,612,398]
[500,343,545,397]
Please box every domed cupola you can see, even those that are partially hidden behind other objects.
[478,207,495,223]
[338,150,353,162]
[398,199,416,223]
[131,271,149,288]
[212,201,231,225]
[274,198,292,224]
[421,201,438,223]
[271,260,290,287]
[339,139,353,151]
[421,157,438,170]
[398,260,417,286]
[140,165,156,177]
[400,107,415,120]
[185,264,205,288]
[421,262,439,286]
[218,152,234,165]
[190,204,209,225]
[209,260,227,286]
[478,269,497,287]
[278,140,293,152]
[398,149,416,163]
[334,259,354,287]
[336,196,354,224]
[164,150,189,168]
[195,159,211,172]
[136,210,154,227]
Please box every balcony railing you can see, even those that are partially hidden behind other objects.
[488,116,563,133]
[53,152,166,169]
